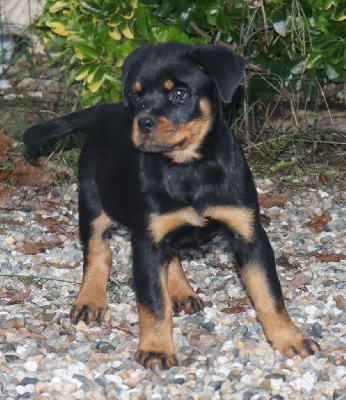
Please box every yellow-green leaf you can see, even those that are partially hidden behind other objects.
[89,70,106,93]
[87,67,98,84]
[108,29,121,40]
[122,10,134,20]
[75,44,97,60]
[121,26,134,39]
[115,58,124,67]
[46,19,69,36]
[49,1,69,13]
[75,65,91,81]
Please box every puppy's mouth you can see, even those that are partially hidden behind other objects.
[131,99,212,163]
[137,138,187,154]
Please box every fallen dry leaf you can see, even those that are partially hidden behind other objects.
[261,213,272,225]
[335,295,345,311]
[0,286,32,305]
[221,306,247,314]
[318,172,330,184]
[313,252,345,262]
[221,297,251,313]
[276,254,299,270]
[323,347,346,355]
[22,240,64,255]
[259,192,288,208]
[279,272,311,288]
[304,213,332,233]
[10,161,53,185]
[0,170,7,181]
[0,128,14,160]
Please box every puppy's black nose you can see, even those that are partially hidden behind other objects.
[138,116,156,134]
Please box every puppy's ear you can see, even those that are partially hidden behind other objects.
[121,45,154,106]
[190,44,244,103]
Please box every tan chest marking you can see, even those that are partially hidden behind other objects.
[149,205,254,244]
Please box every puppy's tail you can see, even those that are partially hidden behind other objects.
[23,104,114,150]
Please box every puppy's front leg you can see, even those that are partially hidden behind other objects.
[235,223,320,358]
[131,235,178,370]
[70,212,113,324]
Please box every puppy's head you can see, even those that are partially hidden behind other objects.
[122,43,244,163]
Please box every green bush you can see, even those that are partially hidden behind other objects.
[155,0,345,102]
[36,0,345,106]
[36,0,202,106]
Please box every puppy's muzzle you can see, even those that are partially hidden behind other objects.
[138,115,156,134]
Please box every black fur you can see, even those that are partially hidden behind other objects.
[23,42,319,370]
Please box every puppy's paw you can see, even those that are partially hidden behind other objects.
[70,303,107,325]
[268,328,320,358]
[173,295,204,314]
[134,350,178,370]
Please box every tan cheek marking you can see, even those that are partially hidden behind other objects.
[134,82,142,92]
[164,80,175,90]
[149,207,207,244]
[74,212,113,310]
[132,117,141,147]
[204,206,255,242]
[168,98,212,163]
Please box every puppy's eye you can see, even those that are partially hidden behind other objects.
[171,88,188,101]
[129,92,140,103]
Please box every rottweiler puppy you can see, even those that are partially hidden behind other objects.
[24,42,319,370]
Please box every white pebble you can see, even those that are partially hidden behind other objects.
[318,189,329,198]
[24,360,38,372]
[6,236,15,245]
[336,366,346,380]
[305,305,318,316]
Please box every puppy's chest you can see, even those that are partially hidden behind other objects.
[148,204,255,247]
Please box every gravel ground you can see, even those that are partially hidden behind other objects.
[0,178,345,400]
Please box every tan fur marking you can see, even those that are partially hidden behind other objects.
[241,265,316,358]
[134,82,142,92]
[149,205,254,244]
[167,99,212,163]
[167,257,195,299]
[167,257,204,314]
[164,80,175,90]
[204,206,255,242]
[73,212,113,313]
[131,99,212,163]
[149,207,207,244]
[135,270,177,368]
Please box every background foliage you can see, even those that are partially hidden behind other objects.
[36,0,345,107]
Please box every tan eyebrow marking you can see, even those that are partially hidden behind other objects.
[164,80,175,90]
[134,82,142,92]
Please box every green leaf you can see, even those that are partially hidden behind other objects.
[306,52,323,69]
[155,2,173,18]
[75,43,98,61]
[46,19,69,36]
[75,64,91,81]
[324,63,341,80]
[248,74,282,103]
[89,69,106,93]
[149,26,168,43]
[334,3,346,21]
[291,59,306,74]
[135,7,151,38]
[49,1,69,13]
[216,10,228,33]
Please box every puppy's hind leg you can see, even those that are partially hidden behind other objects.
[234,223,320,358]
[167,256,204,314]
[70,191,113,325]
